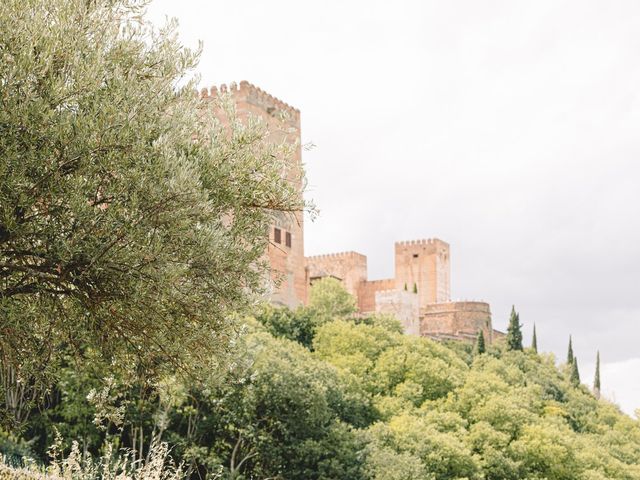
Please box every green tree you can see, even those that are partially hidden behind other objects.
[567,336,574,365]
[474,330,486,355]
[308,278,357,319]
[255,304,318,349]
[594,351,601,399]
[184,329,365,480]
[412,283,418,294]
[531,324,538,353]
[570,357,581,387]
[0,0,306,424]
[506,306,523,351]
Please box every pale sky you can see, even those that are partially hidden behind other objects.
[147,0,640,416]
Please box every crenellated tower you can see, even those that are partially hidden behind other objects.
[202,81,306,308]
[394,238,451,307]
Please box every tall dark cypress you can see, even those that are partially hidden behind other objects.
[594,351,601,399]
[570,356,581,387]
[506,306,523,351]
[567,336,574,365]
[474,329,486,355]
[531,324,538,353]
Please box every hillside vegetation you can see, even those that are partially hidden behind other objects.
[4,285,640,480]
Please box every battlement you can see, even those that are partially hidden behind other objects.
[395,238,449,247]
[374,287,419,296]
[306,251,366,261]
[200,80,300,124]
[365,279,396,285]
[421,301,491,313]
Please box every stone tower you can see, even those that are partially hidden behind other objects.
[201,81,307,308]
[394,239,451,307]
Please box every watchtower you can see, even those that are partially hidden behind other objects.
[201,81,306,307]
[394,238,451,307]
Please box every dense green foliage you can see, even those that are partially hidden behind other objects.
[0,0,306,427]
[308,277,358,319]
[5,281,640,479]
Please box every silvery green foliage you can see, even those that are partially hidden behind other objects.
[4,435,186,480]
[0,0,307,424]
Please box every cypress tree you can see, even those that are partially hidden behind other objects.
[594,351,601,399]
[474,329,486,355]
[413,283,418,294]
[567,336,574,365]
[404,282,408,291]
[506,306,523,351]
[531,324,538,353]
[570,356,581,387]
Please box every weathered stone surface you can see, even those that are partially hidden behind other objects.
[420,301,493,344]
[375,290,420,335]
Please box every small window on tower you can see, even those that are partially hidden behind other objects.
[413,254,419,258]
[285,232,292,248]
[274,227,281,244]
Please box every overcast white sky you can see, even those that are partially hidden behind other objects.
[147,0,640,416]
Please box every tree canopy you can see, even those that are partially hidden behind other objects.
[308,277,358,320]
[7,303,640,480]
[0,0,305,425]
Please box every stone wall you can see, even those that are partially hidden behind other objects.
[375,290,420,335]
[420,301,492,343]
[202,82,306,308]
[306,252,368,300]
[358,278,395,312]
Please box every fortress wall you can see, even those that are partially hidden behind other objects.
[306,252,368,300]
[394,239,451,307]
[358,278,395,313]
[203,82,306,307]
[492,329,506,342]
[375,290,420,335]
[420,301,493,344]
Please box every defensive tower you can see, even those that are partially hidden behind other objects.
[202,81,306,307]
[394,238,451,307]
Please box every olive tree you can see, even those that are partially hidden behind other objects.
[0,0,306,425]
